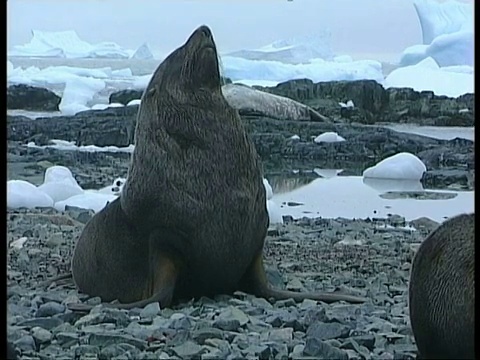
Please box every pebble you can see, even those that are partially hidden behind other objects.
[172,340,205,358]
[31,326,52,344]
[36,301,66,317]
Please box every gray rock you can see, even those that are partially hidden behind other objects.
[306,322,351,340]
[87,333,147,350]
[351,334,376,350]
[100,343,141,359]
[36,301,66,317]
[7,84,61,111]
[303,337,348,359]
[139,302,160,318]
[55,332,80,347]
[267,327,294,342]
[303,306,327,327]
[17,316,64,330]
[244,344,272,359]
[109,89,143,105]
[192,327,225,344]
[74,344,100,357]
[14,335,36,352]
[213,306,249,331]
[213,318,240,331]
[172,340,205,358]
[31,326,52,344]
[170,313,194,330]
[75,307,131,328]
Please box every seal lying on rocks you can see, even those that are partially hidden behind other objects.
[409,213,475,360]
[222,83,330,122]
[69,25,366,311]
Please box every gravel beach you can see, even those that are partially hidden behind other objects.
[8,202,434,360]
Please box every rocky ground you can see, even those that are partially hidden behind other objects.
[8,201,437,360]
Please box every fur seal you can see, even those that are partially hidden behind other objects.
[222,83,330,122]
[70,25,366,311]
[409,213,475,359]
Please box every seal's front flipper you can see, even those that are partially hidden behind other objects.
[68,252,180,312]
[240,252,367,304]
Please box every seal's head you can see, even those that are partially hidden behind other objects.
[147,25,221,97]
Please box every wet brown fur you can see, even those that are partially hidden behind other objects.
[70,25,366,312]
[409,213,475,359]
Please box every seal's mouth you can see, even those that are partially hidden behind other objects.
[201,43,215,51]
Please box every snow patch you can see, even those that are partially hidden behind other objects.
[26,140,135,153]
[314,132,346,143]
[59,76,105,115]
[37,166,84,202]
[54,192,117,213]
[7,180,54,209]
[263,178,273,200]
[267,200,284,225]
[385,57,473,98]
[339,100,354,108]
[127,99,141,106]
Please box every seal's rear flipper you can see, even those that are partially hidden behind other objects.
[33,273,73,290]
[240,252,367,304]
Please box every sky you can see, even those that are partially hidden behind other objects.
[6,0,474,61]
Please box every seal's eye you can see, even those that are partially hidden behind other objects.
[116,180,122,187]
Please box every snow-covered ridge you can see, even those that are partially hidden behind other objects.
[8,30,153,60]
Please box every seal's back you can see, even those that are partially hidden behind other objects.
[409,213,475,359]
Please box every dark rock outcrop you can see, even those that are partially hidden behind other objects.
[7,84,61,111]
[106,79,474,126]
[7,107,474,173]
[7,106,138,147]
[255,79,474,126]
[109,90,144,105]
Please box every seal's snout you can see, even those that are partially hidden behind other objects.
[197,25,213,39]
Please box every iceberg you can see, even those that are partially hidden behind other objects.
[226,31,334,64]
[130,43,154,60]
[8,30,133,59]
[399,0,473,67]
[222,56,384,84]
[400,30,473,67]
[414,0,473,45]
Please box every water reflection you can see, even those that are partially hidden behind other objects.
[362,177,424,192]
[266,174,316,194]
[313,168,344,179]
